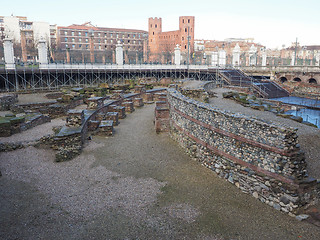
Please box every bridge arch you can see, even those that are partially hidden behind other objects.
[309,78,317,84]
[293,77,302,82]
[279,77,287,83]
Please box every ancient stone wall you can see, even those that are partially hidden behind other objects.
[0,94,18,111]
[51,89,166,162]
[167,89,317,215]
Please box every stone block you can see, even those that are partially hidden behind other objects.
[156,101,167,108]
[88,120,100,131]
[134,85,146,94]
[66,109,84,127]
[87,97,104,109]
[142,93,153,103]
[98,120,114,136]
[105,112,119,126]
[155,106,169,119]
[110,105,126,119]
[133,98,144,107]
[155,119,170,133]
[0,119,11,137]
[95,113,105,121]
[122,101,134,113]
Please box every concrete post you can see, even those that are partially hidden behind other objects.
[116,40,123,65]
[291,52,295,66]
[211,52,218,66]
[38,39,48,66]
[262,50,267,67]
[316,53,320,66]
[249,44,257,66]
[3,38,15,69]
[232,43,240,67]
[218,49,226,67]
[174,44,181,65]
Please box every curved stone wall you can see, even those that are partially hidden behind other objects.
[167,88,317,214]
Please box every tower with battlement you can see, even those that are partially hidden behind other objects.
[148,16,195,63]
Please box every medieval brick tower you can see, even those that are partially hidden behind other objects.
[179,16,195,54]
[148,16,195,63]
[148,17,162,60]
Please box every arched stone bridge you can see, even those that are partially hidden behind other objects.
[241,66,320,84]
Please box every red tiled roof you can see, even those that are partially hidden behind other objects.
[58,24,147,33]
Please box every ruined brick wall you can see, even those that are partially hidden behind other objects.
[167,89,317,215]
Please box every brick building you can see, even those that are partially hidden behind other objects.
[57,22,148,63]
[148,16,195,63]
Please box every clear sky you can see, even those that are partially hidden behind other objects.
[2,0,319,49]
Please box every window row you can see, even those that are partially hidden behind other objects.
[62,30,143,39]
[63,38,142,45]
[65,44,142,50]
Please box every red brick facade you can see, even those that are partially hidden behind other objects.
[148,16,195,63]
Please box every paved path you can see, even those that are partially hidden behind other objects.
[1,104,320,239]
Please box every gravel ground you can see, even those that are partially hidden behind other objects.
[210,88,320,178]
[1,100,320,239]
[17,92,59,104]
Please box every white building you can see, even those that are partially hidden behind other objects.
[1,16,51,45]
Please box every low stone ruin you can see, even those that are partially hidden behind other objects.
[165,88,319,216]
[0,94,18,111]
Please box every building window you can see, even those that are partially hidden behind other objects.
[116,33,119,38]
[71,31,74,36]
[110,33,113,37]
[185,45,187,49]
[104,39,107,43]
[86,45,88,49]
[133,34,135,38]
[99,45,101,50]
[72,44,75,49]
[110,39,113,43]
[85,32,88,37]
[78,32,81,36]
[79,44,82,48]
[105,33,107,37]
[79,38,82,42]
[182,37,184,41]
[64,31,67,35]
[72,38,75,42]
[85,38,88,42]
[138,34,140,38]
[150,24,152,28]
[188,19,190,23]
[98,39,101,43]
[65,37,68,42]
[155,24,157,28]
[98,33,101,37]
[65,44,68,48]
[183,19,184,23]
[185,28,187,32]
[153,32,154,35]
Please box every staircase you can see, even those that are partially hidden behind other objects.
[219,69,289,98]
